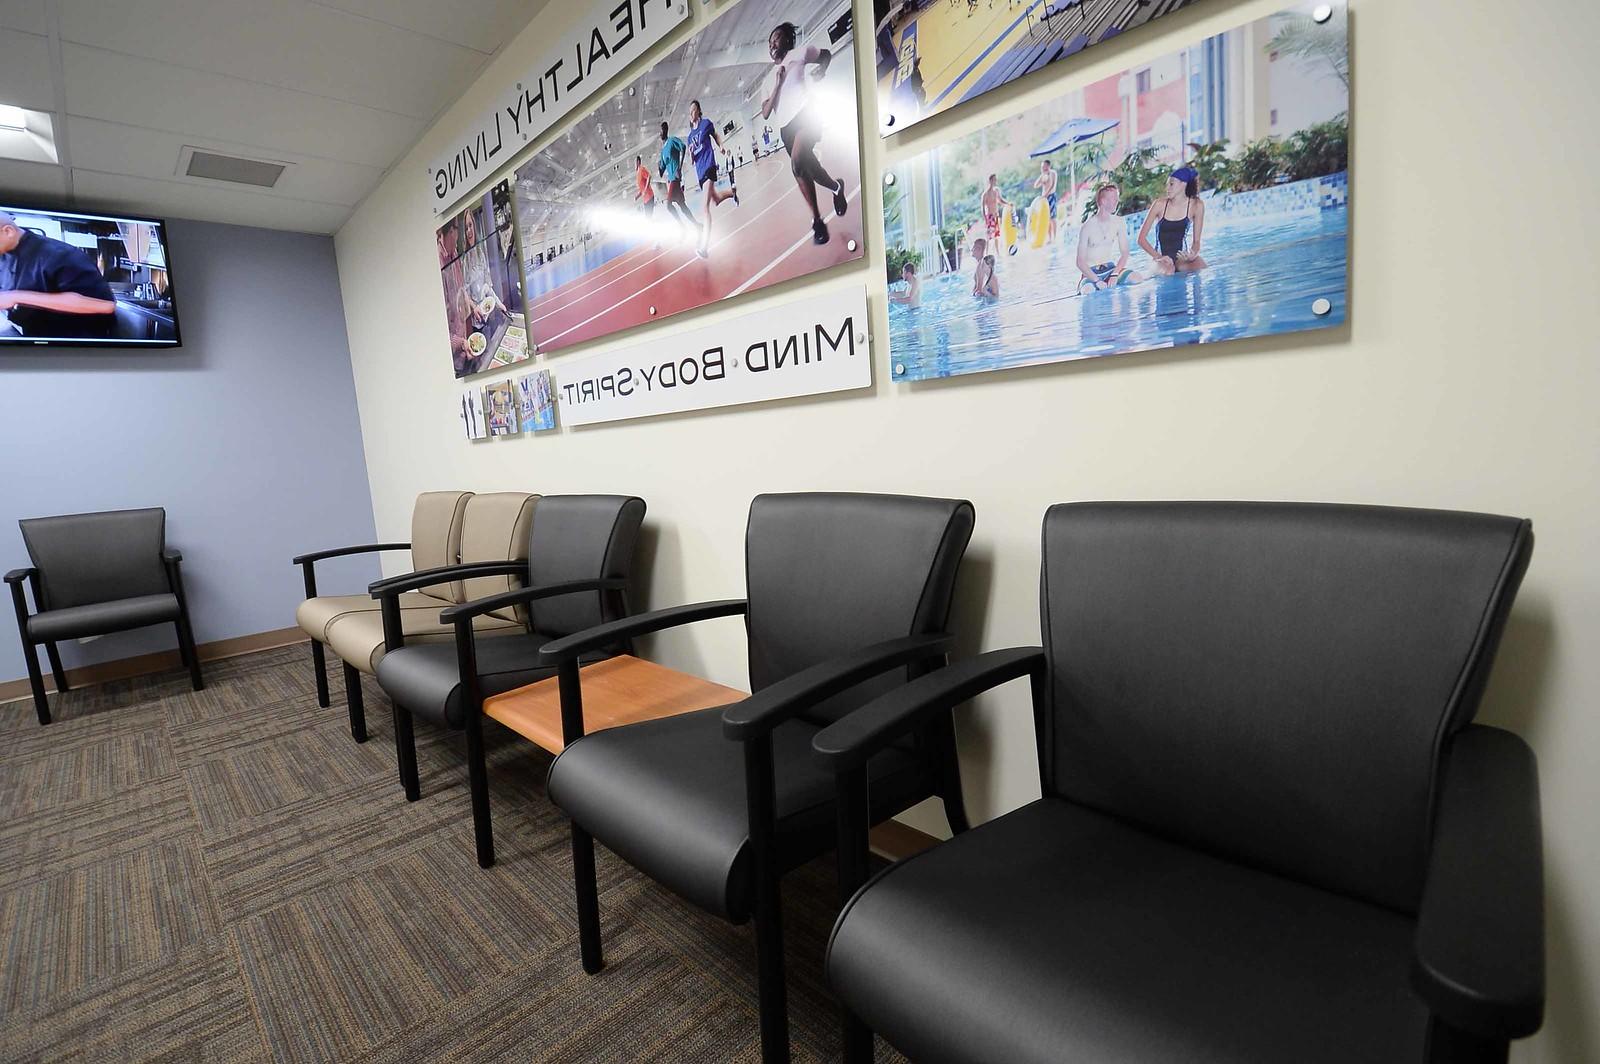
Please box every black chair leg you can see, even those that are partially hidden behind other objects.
[571,822,604,973]
[842,1016,874,1064]
[20,640,50,725]
[310,640,330,708]
[393,702,420,800]
[343,662,367,742]
[44,642,69,692]
[176,612,203,691]
[464,709,495,868]
[752,870,791,1064]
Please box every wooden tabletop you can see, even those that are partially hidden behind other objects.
[481,654,746,754]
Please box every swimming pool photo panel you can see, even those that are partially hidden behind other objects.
[883,1,1349,383]
[511,0,865,356]
[872,0,1209,136]
[436,179,531,379]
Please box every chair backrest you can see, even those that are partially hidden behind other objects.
[1039,501,1532,913]
[410,491,472,602]
[745,493,974,728]
[20,507,171,611]
[524,495,646,638]
[456,492,539,616]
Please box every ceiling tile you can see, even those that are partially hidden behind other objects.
[61,42,424,169]
[71,168,353,234]
[309,0,543,55]
[56,0,490,119]
[0,156,66,202]
[0,0,46,35]
[0,29,55,113]
[66,117,384,207]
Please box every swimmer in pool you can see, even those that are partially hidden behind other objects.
[1034,160,1060,243]
[1076,182,1142,293]
[1138,166,1208,275]
[889,260,921,308]
[971,238,999,297]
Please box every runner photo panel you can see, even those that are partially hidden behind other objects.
[513,0,865,356]
[438,180,531,378]
[883,1,1348,382]
[873,0,1208,136]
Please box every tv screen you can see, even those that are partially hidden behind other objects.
[0,204,181,347]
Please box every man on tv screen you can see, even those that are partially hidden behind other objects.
[0,209,117,340]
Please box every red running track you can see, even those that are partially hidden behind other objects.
[527,148,863,354]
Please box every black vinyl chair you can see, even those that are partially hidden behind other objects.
[818,501,1543,1064]
[6,507,202,725]
[540,492,975,1064]
[371,495,646,868]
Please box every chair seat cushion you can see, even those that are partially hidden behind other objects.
[827,797,1429,1064]
[375,633,612,730]
[27,593,180,642]
[548,707,927,921]
[323,604,520,675]
[295,591,442,643]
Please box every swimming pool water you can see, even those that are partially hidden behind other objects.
[886,207,1348,381]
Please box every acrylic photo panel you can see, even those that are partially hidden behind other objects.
[484,378,520,435]
[872,0,1209,136]
[516,370,558,432]
[513,0,866,355]
[883,2,1348,382]
[461,385,488,439]
[438,179,532,378]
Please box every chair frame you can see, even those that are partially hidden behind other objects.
[6,546,203,726]
[815,648,1545,1064]
[367,561,633,869]
[291,541,411,733]
[540,604,967,1064]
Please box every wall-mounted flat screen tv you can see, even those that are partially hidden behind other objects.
[1,204,181,347]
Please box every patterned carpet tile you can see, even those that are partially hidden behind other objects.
[0,774,197,893]
[0,836,222,1016]
[0,727,178,821]
[0,941,265,1064]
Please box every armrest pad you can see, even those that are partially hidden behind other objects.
[723,633,954,740]
[4,567,37,585]
[813,647,1046,770]
[438,577,628,625]
[368,560,526,598]
[1413,725,1544,1039]
[539,598,747,661]
[162,548,183,563]
[293,542,410,565]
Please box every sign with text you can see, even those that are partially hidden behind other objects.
[427,0,689,213]
[555,287,873,426]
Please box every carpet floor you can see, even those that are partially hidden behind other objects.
[0,645,907,1062]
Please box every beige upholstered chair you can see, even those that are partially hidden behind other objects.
[295,491,537,740]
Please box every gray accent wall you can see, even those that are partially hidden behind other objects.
[0,217,379,683]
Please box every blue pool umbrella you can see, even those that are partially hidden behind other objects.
[1030,116,1119,217]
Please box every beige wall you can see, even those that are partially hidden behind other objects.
[334,0,1600,1058]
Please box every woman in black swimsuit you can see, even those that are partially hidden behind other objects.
[1138,165,1207,275]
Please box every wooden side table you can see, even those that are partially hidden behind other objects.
[481,653,745,754]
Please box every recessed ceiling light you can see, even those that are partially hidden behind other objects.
[0,104,26,131]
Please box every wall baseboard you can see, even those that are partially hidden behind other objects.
[869,819,942,861]
[0,626,308,705]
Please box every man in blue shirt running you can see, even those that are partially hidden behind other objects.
[657,123,696,236]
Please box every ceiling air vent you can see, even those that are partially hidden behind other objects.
[181,148,288,188]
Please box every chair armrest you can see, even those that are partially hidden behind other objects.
[1413,725,1544,1040]
[813,647,1047,771]
[4,567,36,585]
[439,577,628,625]
[722,633,954,741]
[292,542,410,566]
[162,548,183,563]
[368,560,527,599]
[539,598,748,662]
